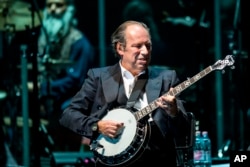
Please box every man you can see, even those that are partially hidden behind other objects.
[37,0,95,151]
[37,0,95,117]
[59,21,190,166]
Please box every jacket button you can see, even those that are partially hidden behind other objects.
[97,105,102,110]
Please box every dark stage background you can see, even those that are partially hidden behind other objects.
[0,0,249,166]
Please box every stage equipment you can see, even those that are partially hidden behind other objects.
[51,152,94,167]
[175,112,196,167]
[20,44,30,166]
[0,0,41,31]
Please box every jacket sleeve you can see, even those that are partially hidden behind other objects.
[59,69,101,139]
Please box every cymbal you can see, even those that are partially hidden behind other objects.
[0,0,42,31]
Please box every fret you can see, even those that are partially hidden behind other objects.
[145,106,151,113]
[138,111,142,119]
[141,108,147,116]
[135,110,141,120]
[133,112,137,120]
[150,101,158,110]
[194,74,201,81]
[199,70,206,77]
[190,77,195,84]
[166,91,172,96]
[184,80,191,87]
[205,66,212,73]
[175,85,182,94]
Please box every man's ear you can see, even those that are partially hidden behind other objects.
[116,42,124,55]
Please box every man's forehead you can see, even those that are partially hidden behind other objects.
[126,25,149,38]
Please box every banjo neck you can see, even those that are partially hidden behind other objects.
[133,55,234,121]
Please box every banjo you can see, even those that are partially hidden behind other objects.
[90,55,235,166]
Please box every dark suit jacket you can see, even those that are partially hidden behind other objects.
[59,63,191,165]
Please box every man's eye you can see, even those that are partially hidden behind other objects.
[46,2,66,8]
[133,45,141,48]
[146,44,152,49]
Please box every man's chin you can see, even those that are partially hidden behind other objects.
[138,64,148,71]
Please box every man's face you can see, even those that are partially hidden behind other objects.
[43,0,73,43]
[118,24,152,76]
[46,0,67,16]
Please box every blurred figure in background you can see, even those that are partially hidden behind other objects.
[36,0,95,151]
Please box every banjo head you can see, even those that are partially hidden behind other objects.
[93,108,150,166]
[96,108,137,156]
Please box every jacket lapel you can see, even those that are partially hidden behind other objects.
[146,67,170,136]
[145,68,162,103]
[101,65,164,107]
[101,63,125,104]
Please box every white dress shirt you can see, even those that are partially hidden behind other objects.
[119,62,148,110]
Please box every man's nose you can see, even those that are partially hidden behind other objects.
[48,4,57,12]
[141,45,150,54]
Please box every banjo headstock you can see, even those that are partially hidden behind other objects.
[211,55,235,71]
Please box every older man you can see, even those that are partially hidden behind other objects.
[37,0,95,151]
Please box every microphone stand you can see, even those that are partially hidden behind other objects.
[20,44,30,167]
[28,1,44,166]
[29,1,54,166]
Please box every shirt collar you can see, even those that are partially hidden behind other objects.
[119,60,146,79]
